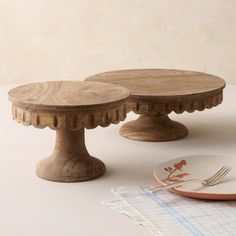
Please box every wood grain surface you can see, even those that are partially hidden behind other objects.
[36,129,105,182]
[8,81,130,111]
[86,69,226,142]
[9,81,130,130]
[86,69,225,99]
[119,114,188,142]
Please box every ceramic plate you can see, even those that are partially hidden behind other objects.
[153,154,236,200]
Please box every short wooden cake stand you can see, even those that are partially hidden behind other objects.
[86,69,226,142]
[8,81,130,182]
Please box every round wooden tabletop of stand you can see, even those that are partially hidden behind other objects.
[8,81,130,182]
[86,69,226,142]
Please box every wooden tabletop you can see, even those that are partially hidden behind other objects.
[8,81,130,111]
[8,81,130,130]
[86,69,226,99]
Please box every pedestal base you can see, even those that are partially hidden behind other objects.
[120,114,188,142]
[36,129,106,182]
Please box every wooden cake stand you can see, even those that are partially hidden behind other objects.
[86,69,226,142]
[8,81,130,182]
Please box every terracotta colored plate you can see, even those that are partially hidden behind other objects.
[153,154,236,200]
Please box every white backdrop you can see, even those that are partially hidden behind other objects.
[0,0,235,84]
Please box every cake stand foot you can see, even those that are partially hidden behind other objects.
[36,128,106,182]
[120,114,188,142]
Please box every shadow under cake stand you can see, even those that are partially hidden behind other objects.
[8,81,130,182]
[86,69,226,142]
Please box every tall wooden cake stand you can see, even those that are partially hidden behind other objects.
[86,69,226,142]
[8,81,130,182]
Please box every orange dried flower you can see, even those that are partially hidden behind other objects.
[174,160,187,170]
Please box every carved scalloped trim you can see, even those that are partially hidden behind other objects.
[128,91,223,115]
[12,103,127,130]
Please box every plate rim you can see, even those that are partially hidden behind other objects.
[153,153,236,200]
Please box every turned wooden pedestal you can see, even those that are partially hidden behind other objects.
[36,128,106,182]
[8,81,130,182]
[120,114,188,142]
[86,69,226,142]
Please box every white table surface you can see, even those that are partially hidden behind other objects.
[1,84,236,236]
